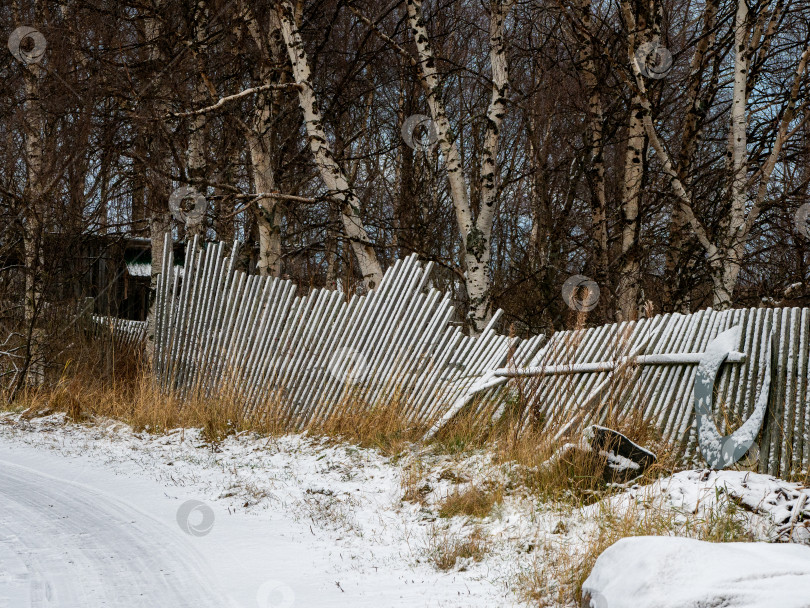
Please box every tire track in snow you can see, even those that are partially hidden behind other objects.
[0,460,226,608]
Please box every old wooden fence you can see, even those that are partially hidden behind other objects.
[133,237,808,476]
[151,236,546,430]
[474,307,809,477]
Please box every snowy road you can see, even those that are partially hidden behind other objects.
[0,459,226,608]
[0,418,513,608]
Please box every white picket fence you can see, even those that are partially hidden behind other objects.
[152,236,546,430]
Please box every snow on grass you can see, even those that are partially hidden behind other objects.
[0,412,539,607]
[1,411,808,607]
[603,469,810,543]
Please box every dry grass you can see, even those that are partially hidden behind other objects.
[401,459,432,504]
[438,484,503,519]
[8,365,287,444]
[430,399,678,506]
[4,339,680,511]
[306,388,426,456]
[517,492,754,606]
[425,525,489,571]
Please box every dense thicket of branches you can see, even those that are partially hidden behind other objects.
[2,0,810,385]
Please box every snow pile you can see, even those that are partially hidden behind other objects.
[583,536,810,608]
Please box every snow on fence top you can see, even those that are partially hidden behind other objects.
[91,315,147,350]
[148,236,809,477]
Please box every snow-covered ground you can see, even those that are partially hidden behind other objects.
[0,413,526,607]
[1,412,808,607]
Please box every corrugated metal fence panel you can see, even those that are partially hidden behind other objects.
[153,237,545,430]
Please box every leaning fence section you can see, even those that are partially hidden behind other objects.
[514,307,809,477]
[91,315,147,350]
[151,237,809,476]
[152,236,546,431]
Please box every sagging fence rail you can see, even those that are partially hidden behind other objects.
[139,237,809,477]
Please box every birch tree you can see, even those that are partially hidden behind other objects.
[615,0,662,320]
[274,0,384,290]
[143,1,172,361]
[350,0,514,332]
[15,0,47,384]
[242,3,287,277]
[627,0,810,309]
[408,0,515,333]
[185,0,210,241]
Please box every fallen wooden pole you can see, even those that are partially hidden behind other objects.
[492,352,747,377]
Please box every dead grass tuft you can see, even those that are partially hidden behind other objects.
[425,525,489,571]
[401,459,432,504]
[306,389,426,456]
[438,484,502,519]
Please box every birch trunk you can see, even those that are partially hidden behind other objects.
[466,0,514,332]
[248,132,282,277]
[19,2,46,385]
[275,1,383,290]
[631,0,810,310]
[144,3,171,362]
[185,0,209,240]
[617,1,657,320]
[707,0,750,310]
[240,5,285,277]
[617,101,644,321]
[405,0,514,333]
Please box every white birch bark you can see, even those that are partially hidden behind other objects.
[405,0,514,333]
[247,130,283,277]
[275,0,383,290]
[243,4,284,277]
[710,0,751,310]
[628,0,809,310]
[144,2,172,362]
[617,1,658,320]
[185,0,209,240]
[13,0,46,385]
